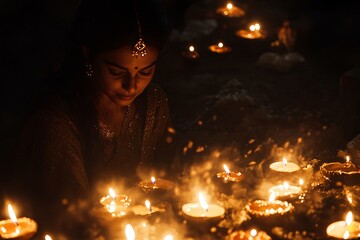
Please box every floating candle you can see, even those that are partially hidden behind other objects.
[182,193,225,223]
[268,181,301,199]
[236,23,265,39]
[327,211,360,239]
[0,204,37,240]
[216,164,243,182]
[209,42,232,54]
[216,2,245,18]
[269,158,300,173]
[181,45,200,59]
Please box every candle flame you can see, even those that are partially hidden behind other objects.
[299,178,304,186]
[250,229,257,237]
[249,25,256,31]
[269,191,276,202]
[145,200,151,213]
[189,46,195,52]
[151,176,156,184]
[45,235,52,240]
[8,204,18,224]
[125,224,135,240]
[282,157,287,166]
[346,155,351,163]
[109,188,116,198]
[218,42,224,48]
[226,3,233,10]
[254,23,261,31]
[164,235,174,240]
[198,192,209,212]
[343,230,350,239]
[223,164,230,174]
[283,182,290,189]
[346,211,353,226]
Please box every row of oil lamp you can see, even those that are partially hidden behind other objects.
[2,156,359,239]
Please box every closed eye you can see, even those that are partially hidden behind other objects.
[109,68,127,77]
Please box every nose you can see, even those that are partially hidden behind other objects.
[121,74,136,94]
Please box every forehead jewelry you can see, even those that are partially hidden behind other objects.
[132,3,147,58]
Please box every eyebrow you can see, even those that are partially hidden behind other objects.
[105,60,157,70]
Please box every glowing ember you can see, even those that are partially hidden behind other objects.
[45,235,52,240]
[151,176,156,184]
[250,229,257,237]
[226,3,233,10]
[223,164,230,174]
[218,42,224,48]
[125,224,135,240]
[189,46,195,52]
[198,193,209,212]
[346,211,353,226]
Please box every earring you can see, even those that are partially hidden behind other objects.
[85,64,93,77]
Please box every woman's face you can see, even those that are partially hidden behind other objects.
[92,45,159,107]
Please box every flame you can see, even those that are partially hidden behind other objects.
[45,235,52,240]
[346,211,353,226]
[254,23,261,31]
[109,188,116,198]
[250,229,257,237]
[249,25,256,31]
[282,157,287,166]
[346,155,351,163]
[151,176,156,184]
[299,178,304,186]
[218,42,224,48]
[189,46,195,52]
[198,193,209,211]
[8,204,18,224]
[223,164,230,174]
[164,235,174,240]
[283,182,290,189]
[226,3,233,10]
[125,224,135,240]
[145,200,152,213]
[343,230,350,239]
[269,191,276,202]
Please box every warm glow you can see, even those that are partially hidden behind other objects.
[109,188,116,198]
[189,46,195,52]
[254,23,261,31]
[125,224,135,240]
[346,211,353,226]
[347,192,353,204]
[151,176,156,184]
[343,230,350,239]
[145,200,151,213]
[8,204,18,224]
[250,229,257,237]
[223,164,230,174]
[164,235,174,240]
[346,155,351,162]
[269,191,276,202]
[249,25,256,31]
[45,235,52,240]
[218,42,224,48]
[299,178,304,186]
[226,3,233,10]
[198,193,209,211]
[283,182,290,189]
[282,157,287,166]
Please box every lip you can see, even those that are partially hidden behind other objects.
[117,94,136,101]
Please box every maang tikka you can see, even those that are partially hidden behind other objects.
[132,3,147,58]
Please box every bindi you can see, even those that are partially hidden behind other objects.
[134,66,138,70]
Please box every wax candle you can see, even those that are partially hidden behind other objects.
[269,158,300,173]
[0,204,37,240]
[268,181,301,199]
[209,42,232,54]
[216,2,245,18]
[182,193,225,223]
[236,23,265,39]
[327,212,360,239]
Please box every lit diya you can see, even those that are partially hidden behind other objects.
[216,2,245,18]
[236,23,265,39]
[209,42,232,54]
[138,177,174,192]
[268,181,301,200]
[327,211,360,239]
[269,157,300,173]
[181,45,200,59]
[0,204,37,240]
[182,192,225,224]
[245,192,294,217]
[229,228,272,240]
[320,156,360,184]
[99,188,132,217]
[131,200,163,216]
[217,164,243,183]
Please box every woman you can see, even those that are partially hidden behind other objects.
[16,0,174,210]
